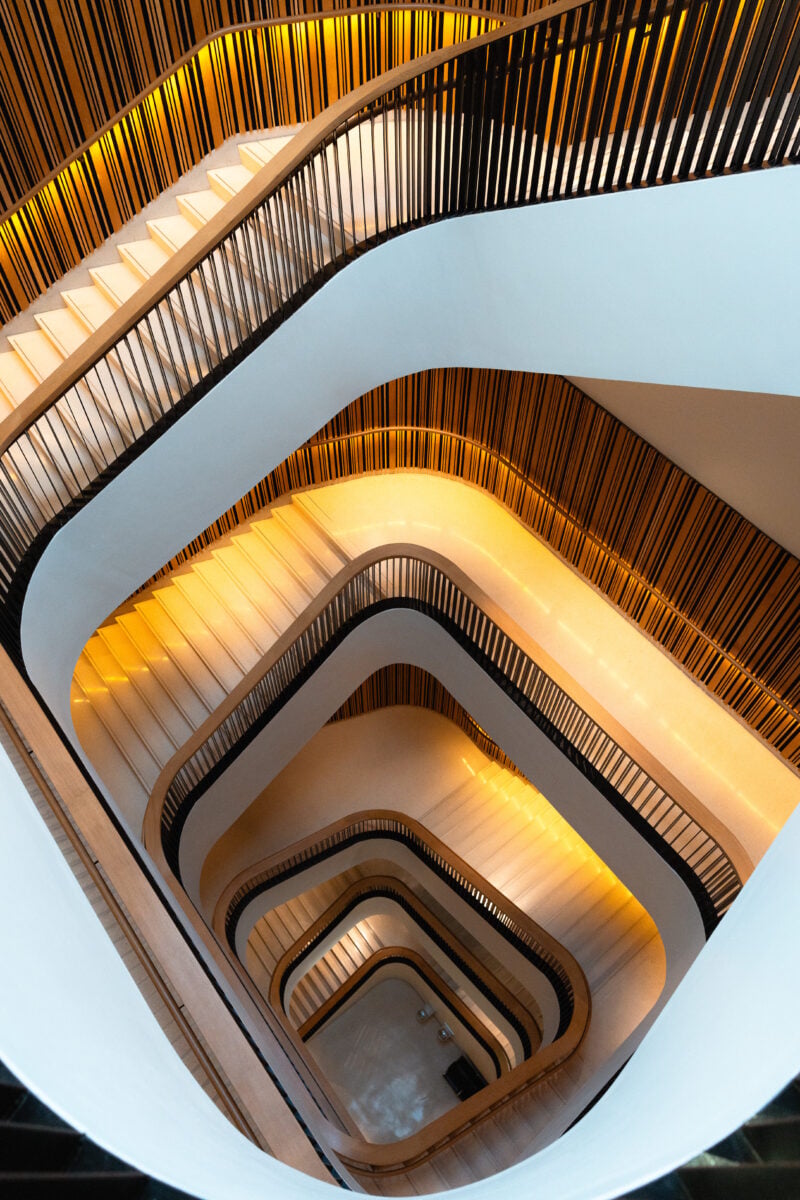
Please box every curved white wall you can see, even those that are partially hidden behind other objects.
[5,736,800,1200]
[21,166,800,769]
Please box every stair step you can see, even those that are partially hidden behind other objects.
[146,214,198,254]
[131,599,228,711]
[274,505,346,576]
[253,516,330,597]
[89,263,142,308]
[96,625,195,747]
[70,679,149,814]
[61,285,118,332]
[234,529,314,617]
[0,351,35,408]
[745,1116,800,1163]
[0,1121,82,1171]
[0,1081,25,1118]
[170,571,261,672]
[114,610,213,726]
[0,1173,147,1198]
[678,1163,800,1200]
[209,543,292,634]
[81,637,179,764]
[147,588,243,692]
[190,557,277,653]
[238,135,294,173]
[207,163,257,199]
[34,308,88,359]
[7,330,64,381]
[71,661,159,787]
[117,238,172,280]
[176,188,227,229]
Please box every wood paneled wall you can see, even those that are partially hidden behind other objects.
[138,368,800,770]
[0,3,496,322]
[328,662,520,771]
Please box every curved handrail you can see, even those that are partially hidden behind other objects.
[235,824,575,1042]
[255,872,587,1174]
[1,0,795,651]
[228,815,578,1040]
[296,945,511,1077]
[0,4,504,233]
[268,873,545,1062]
[159,547,744,935]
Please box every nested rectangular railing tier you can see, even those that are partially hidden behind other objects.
[268,872,549,1056]
[164,552,743,935]
[0,0,796,654]
[230,817,577,1041]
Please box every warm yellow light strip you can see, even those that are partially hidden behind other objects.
[0,9,496,316]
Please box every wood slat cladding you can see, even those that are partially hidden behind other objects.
[328,662,520,772]
[0,5,496,322]
[139,369,800,770]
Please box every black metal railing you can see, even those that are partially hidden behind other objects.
[275,878,542,1053]
[166,553,742,935]
[0,0,797,652]
[230,815,573,1039]
[297,950,506,1082]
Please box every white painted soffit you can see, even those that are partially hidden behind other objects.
[567,377,800,560]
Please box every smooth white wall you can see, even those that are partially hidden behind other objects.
[21,166,800,760]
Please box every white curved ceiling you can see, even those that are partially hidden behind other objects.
[569,378,800,559]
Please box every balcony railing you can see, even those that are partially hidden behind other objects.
[229,817,577,1042]
[163,550,743,936]
[0,0,796,656]
[269,872,548,1063]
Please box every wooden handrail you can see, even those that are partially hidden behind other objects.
[0,0,581,458]
[295,945,513,1073]
[0,2,507,232]
[0,698,264,1147]
[216,807,587,1014]
[267,872,549,1058]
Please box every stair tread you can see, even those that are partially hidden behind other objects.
[0,350,37,406]
[146,214,198,252]
[61,285,117,331]
[7,330,64,381]
[34,308,88,358]
[114,611,213,724]
[117,238,172,278]
[89,262,142,307]
[131,601,227,710]
[176,188,227,228]
[207,163,258,197]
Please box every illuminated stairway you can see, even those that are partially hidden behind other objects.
[0,132,296,412]
[72,494,347,821]
[245,821,545,1040]
[234,746,662,1193]
[0,112,414,418]
[247,865,381,1027]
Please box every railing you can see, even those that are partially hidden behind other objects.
[269,873,546,1062]
[226,809,580,1038]
[295,946,511,1082]
[243,867,588,1175]
[0,0,797,654]
[167,552,742,935]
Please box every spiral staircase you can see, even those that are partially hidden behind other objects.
[1,1,799,1198]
